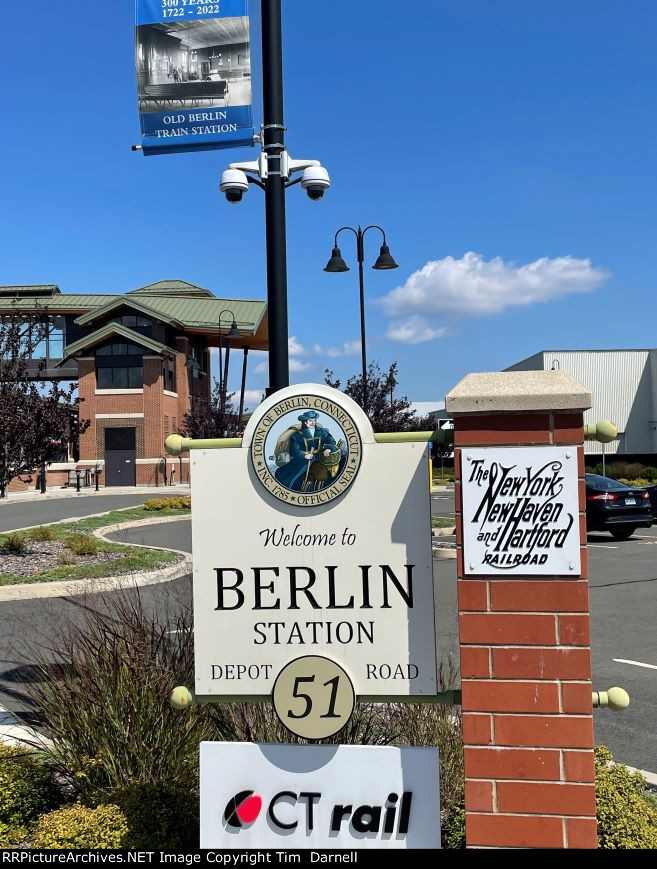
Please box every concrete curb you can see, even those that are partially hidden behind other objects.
[0,704,53,748]
[432,546,457,560]
[0,514,192,602]
[626,765,657,788]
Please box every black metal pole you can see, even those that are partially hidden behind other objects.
[238,347,249,428]
[223,341,232,419]
[356,227,368,414]
[40,460,46,494]
[217,334,223,406]
[262,0,289,396]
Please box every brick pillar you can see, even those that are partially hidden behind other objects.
[77,359,97,461]
[143,357,164,460]
[447,371,597,850]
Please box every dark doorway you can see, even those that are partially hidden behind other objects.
[104,427,136,487]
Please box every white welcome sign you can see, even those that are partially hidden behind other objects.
[190,383,437,698]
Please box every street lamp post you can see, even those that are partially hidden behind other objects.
[217,310,240,423]
[324,225,399,414]
[219,0,331,397]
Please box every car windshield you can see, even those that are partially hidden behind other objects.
[586,474,634,491]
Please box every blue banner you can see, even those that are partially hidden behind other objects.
[135,0,254,155]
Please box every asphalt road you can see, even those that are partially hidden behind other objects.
[0,492,185,533]
[1,489,654,772]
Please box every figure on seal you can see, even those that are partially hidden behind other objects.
[273,410,344,492]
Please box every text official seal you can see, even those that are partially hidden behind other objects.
[250,394,363,507]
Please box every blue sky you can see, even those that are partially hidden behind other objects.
[1,1,655,412]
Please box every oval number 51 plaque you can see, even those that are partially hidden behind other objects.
[272,655,356,740]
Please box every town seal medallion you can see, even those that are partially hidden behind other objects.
[250,393,363,506]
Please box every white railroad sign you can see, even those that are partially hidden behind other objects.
[461,446,581,575]
[200,742,441,849]
[191,383,437,698]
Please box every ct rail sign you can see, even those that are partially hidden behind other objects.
[190,383,438,702]
[200,743,441,849]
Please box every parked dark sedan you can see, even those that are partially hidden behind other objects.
[585,474,652,539]
[644,485,657,520]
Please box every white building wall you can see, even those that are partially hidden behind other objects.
[506,350,657,456]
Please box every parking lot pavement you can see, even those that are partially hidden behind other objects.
[0,490,189,533]
[586,526,657,769]
[431,492,455,517]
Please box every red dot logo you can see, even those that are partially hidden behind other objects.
[223,791,263,829]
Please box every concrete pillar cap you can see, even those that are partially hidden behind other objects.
[446,371,592,415]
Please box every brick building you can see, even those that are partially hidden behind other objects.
[1,280,267,490]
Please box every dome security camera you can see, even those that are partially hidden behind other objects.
[300,165,330,201]
[220,168,249,204]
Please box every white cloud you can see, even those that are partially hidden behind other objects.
[290,358,311,372]
[312,340,361,358]
[289,336,306,355]
[386,316,448,344]
[241,390,264,410]
[254,356,310,373]
[253,339,308,375]
[381,251,610,317]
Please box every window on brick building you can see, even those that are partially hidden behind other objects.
[188,338,207,379]
[96,341,144,389]
[97,366,143,389]
[109,314,152,335]
[163,358,177,392]
[96,342,143,356]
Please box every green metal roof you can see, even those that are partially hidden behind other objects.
[59,323,179,364]
[0,283,266,334]
[0,284,61,296]
[128,279,214,298]
[134,296,266,330]
[73,295,264,332]
[0,294,117,311]
[75,296,184,328]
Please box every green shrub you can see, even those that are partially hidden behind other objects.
[143,496,191,512]
[29,526,55,542]
[588,462,657,482]
[32,804,128,849]
[442,803,466,849]
[100,783,198,850]
[595,745,657,848]
[57,550,78,566]
[0,744,61,845]
[26,588,207,802]
[617,478,650,488]
[143,498,170,511]
[644,791,657,812]
[0,534,27,554]
[66,534,101,556]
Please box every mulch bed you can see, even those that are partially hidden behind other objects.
[0,540,124,578]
